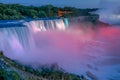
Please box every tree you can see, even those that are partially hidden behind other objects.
[38,11,47,18]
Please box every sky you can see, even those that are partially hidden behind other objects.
[0,0,100,8]
[0,0,120,8]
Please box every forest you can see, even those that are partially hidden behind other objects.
[0,3,99,20]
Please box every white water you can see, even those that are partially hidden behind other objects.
[25,19,67,31]
[0,19,120,80]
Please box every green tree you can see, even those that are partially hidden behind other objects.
[38,11,47,18]
[8,71,21,80]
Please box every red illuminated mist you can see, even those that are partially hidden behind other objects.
[1,23,120,80]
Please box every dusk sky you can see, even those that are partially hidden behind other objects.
[0,0,119,8]
[0,0,100,8]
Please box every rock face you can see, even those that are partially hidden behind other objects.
[0,51,85,80]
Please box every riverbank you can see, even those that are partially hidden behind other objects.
[0,51,87,80]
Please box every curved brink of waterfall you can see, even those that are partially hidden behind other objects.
[0,18,68,52]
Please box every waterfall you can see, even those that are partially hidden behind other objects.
[0,18,68,51]
[25,18,67,32]
[0,26,29,51]
[0,18,120,80]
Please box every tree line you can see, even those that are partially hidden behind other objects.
[0,3,99,20]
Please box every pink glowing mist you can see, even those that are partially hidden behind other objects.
[1,23,120,80]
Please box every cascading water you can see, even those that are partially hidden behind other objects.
[25,18,67,32]
[0,18,68,58]
[0,18,120,80]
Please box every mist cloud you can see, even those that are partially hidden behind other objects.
[97,0,120,24]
